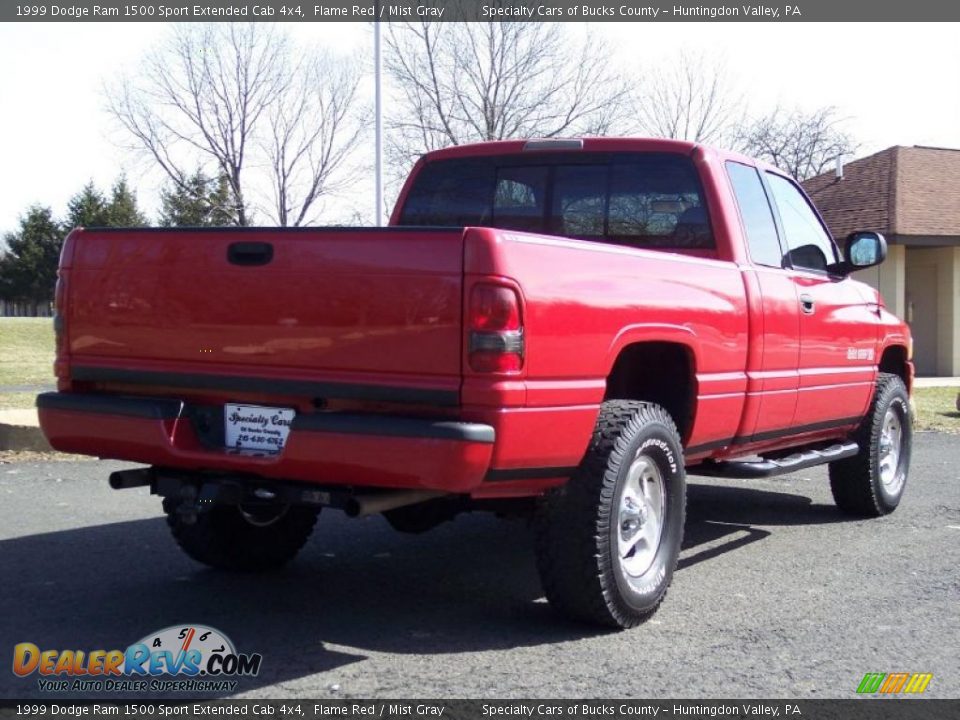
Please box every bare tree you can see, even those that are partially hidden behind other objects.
[736,106,857,180]
[384,21,630,171]
[107,24,362,226]
[633,52,742,145]
[265,52,362,227]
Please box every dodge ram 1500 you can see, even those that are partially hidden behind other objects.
[38,138,914,628]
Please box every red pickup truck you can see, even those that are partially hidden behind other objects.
[38,138,913,628]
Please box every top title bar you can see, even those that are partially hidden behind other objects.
[3,0,960,22]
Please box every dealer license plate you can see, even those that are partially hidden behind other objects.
[224,404,295,454]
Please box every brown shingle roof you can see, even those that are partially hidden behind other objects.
[802,147,896,239]
[802,146,960,239]
[895,147,960,236]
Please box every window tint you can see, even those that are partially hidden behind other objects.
[726,162,782,268]
[765,173,838,272]
[399,159,493,226]
[493,166,548,232]
[606,163,711,248]
[552,165,607,237]
[398,153,713,250]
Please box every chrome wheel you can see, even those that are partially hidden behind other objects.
[616,453,665,582]
[878,406,904,494]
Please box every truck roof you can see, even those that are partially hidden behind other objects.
[422,137,699,161]
[420,137,782,176]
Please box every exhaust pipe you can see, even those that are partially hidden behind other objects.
[109,468,153,490]
[346,490,447,518]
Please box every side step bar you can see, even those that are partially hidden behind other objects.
[691,442,859,479]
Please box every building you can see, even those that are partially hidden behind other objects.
[803,146,960,376]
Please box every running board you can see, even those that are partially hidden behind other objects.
[691,442,859,479]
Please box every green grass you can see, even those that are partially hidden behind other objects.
[0,392,40,409]
[0,318,55,387]
[913,386,960,434]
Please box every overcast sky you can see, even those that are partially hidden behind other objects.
[0,21,958,236]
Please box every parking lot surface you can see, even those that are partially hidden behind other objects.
[1,432,957,699]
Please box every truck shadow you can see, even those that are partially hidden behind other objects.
[0,481,848,698]
[679,479,847,570]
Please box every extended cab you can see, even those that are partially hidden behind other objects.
[38,138,914,628]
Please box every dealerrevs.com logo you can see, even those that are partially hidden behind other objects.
[13,625,262,693]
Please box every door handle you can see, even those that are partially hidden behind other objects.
[800,294,815,314]
[227,241,273,266]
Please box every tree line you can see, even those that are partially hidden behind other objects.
[1,23,857,305]
[0,174,235,304]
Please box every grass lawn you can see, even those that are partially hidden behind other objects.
[0,317,55,411]
[913,386,960,434]
[0,317,54,387]
[0,391,41,409]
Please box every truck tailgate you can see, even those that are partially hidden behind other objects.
[62,227,465,402]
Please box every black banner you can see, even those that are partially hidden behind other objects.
[1,701,959,720]
[3,0,960,23]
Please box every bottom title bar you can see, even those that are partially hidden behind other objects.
[0,701,957,720]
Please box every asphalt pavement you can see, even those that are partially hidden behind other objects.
[1,432,958,699]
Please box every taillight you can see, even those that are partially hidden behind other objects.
[468,283,524,373]
[53,230,77,388]
[53,273,68,379]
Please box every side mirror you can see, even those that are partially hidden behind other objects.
[843,231,887,271]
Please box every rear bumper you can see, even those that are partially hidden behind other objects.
[37,393,494,492]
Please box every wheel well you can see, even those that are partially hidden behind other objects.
[604,342,695,441]
[879,345,909,386]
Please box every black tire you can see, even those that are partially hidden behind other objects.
[829,373,912,517]
[163,499,319,571]
[534,400,686,628]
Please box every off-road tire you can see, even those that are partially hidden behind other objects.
[163,499,319,571]
[534,400,686,628]
[829,373,912,517]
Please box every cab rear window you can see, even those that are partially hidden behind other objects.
[398,152,714,250]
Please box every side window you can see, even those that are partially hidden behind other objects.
[725,162,783,268]
[765,173,838,273]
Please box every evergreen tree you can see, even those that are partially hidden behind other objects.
[0,206,63,303]
[106,176,150,227]
[158,171,237,227]
[65,182,110,229]
[0,175,151,304]
[65,178,149,230]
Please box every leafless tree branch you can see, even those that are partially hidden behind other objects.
[735,106,858,180]
[384,20,631,184]
[632,51,743,146]
[106,23,363,226]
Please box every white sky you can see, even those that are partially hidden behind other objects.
[1,21,958,236]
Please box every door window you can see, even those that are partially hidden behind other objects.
[726,162,783,268]
[765,173,838,273]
